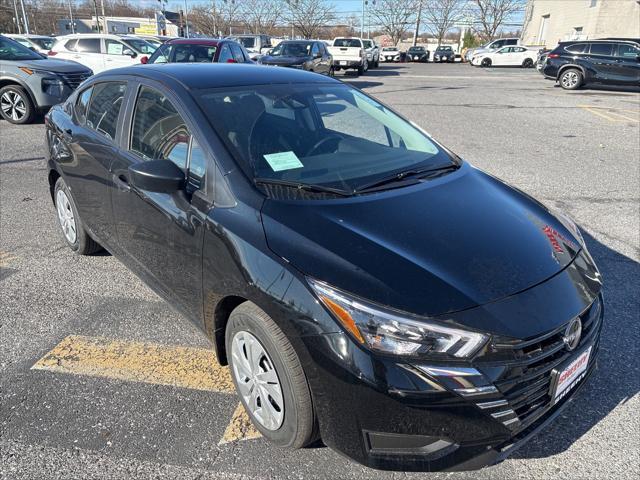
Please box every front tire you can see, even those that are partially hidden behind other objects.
[357,64,364,76]
[54,177,102,255]
[0,85,35,124]
[559,68,583,90]
[226,302,316,449]
[481,58,492,67]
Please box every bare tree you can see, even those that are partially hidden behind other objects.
[237,0,284,34]
[285,0,336,39]
[472,0,524,40]
[423,0,466,46]
[370,0,417,46]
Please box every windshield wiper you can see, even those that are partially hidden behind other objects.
[254,178,353,197]
[354,164,460,194]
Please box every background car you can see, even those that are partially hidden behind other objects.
[433,46,455,62]
[48,34,157,73]
[542,39,640,90]
[144,38,253,65]
[362,39,380,68]
[465,37,519,63]
[406,45,429,62]
[327,37,368,75]
[4,34,55,54]
[226,34,272,60]
[381,46,400,62]
[0,35,91,124]
[258,40,332,75]
[472,46,539,68]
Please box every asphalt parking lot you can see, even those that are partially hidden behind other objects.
[1,62,639,479]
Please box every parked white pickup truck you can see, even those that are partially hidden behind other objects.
[327,37,368,75]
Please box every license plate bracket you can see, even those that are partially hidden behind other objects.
[549,346,592,405]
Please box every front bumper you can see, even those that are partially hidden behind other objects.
[300,286,603,471]
[28,70,92,110]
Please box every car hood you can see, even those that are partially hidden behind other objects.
[261,163,582,317]
[261,55,308,66]
[11,58,91,73]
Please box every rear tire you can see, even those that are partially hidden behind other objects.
[559,68,583,90]
[54,177,102,255]
[522,58,534,68]
[0,85,35,124]
[226,302,316,449]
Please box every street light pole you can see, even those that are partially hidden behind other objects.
[12,0,21,34]
[183,0,190,38]
[18,0,29,34]
[100,0,107,34]
[361,0,365,38]
[68,0,75,34]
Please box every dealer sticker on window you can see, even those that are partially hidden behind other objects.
[551,346,592,405]
[263,151,304,172]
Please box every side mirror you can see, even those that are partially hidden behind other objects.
[123,48,136,58]
[140,55,148,64]
[128,160,185,193]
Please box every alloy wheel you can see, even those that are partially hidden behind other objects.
[56,189,77,244]
[231,331,284,431]
[0,91,27,122]
[562,71,579,88]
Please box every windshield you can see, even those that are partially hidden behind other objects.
[270,42,312,57]
[382,47,397,51]
[0,37,43,60]
[197,84,453,193]
[334,39,361,48]
[123,38,157,54]
[31,37,54,50]
[362,40,373,48]
[235,37,256,49]
[436,46,452,51]
[408,47,424,51]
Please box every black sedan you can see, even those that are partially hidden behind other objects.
[406,46,429,62]
[45,64,603,472]
[433,45,455,62]
[258,40,332,75]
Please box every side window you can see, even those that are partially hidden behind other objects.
[230,43,245,63]
[76,38,101,53]
[150,44,171,63]
[566,43,587,54]
[75,87,93,125]
[86,82,126,140]
[506,39,517,45]
[105,39,127,55]
[130,86,190,170]
[65,39,78,51]
[311,43,320,57]
[589,43,613,56]
[514,47,526,52]
[615,43,640,58]
[492,41,504,49]
[187,139,207,192]
[218,43,233,63]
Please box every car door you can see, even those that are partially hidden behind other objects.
[110,83,210,318]
[511,46,527,65]
[587,42,618,82]
[73,37,105,73]
[493,47,510,65]
[58,81,127,245]
[612,43,640,85]
[104,39,138,70]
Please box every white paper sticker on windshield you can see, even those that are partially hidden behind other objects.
[263,151,304,172]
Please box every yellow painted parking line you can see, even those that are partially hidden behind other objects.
[219,402,262,445]
[32,335,235,393]
[32,335,262,444]
[0,250,17,268]
[578,105,640,123]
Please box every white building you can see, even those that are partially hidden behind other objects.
[521,0,640,47]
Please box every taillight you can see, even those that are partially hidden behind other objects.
[548,53,560,58]
[47,50,57,56]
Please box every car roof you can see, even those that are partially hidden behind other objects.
[166,38,222,46]
[99,63,339,90]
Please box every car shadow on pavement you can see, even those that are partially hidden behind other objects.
[513,230,639,459]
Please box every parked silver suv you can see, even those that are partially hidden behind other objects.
[0,35,92,124]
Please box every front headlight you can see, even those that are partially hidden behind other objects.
[309,279,488,358]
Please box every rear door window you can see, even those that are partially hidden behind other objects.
[75,87,93,125]
[218,43,233,63]
[615,43,640,58]
[589,43,613,56]
[105,39,128,55]
[86,82,126,140]
[76,38,101,53]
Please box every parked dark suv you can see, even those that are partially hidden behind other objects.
[45,64,603,472]
[542,39,640,90]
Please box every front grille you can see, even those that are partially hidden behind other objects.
[492,295,603,431]
[59,71,92,89]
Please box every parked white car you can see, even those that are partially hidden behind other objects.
[4,34,55,54]
[465,37,520,62]
[48,34,156,73]
[472,46,539,68]
[327,37,368,75]
[380,46,400,62]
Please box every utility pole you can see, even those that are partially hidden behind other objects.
[12,0,21,34]
[183,0,190,38]
[92,0,99,32]
[361,0,365,37]
[19,0,29,34]
[413,0,422,46]
[68,0,75,34]
[100,0,107,34]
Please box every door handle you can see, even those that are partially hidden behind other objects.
[113,173,130,192]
